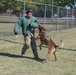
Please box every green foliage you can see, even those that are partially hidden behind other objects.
[0,0,75,14]
[54,0,76,8]
[0,0,22,13]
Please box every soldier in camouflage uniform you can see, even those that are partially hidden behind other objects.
[14,10,41,60]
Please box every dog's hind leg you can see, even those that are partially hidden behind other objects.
[53,50,57,61]
[42,50,52,63]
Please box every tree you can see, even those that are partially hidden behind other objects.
[0,0,75,17]
[54,0,76,8]
[0,0,22,13]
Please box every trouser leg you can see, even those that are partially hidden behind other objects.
[21,35,31,55]
[31,37,39,58]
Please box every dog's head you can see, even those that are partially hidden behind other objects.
[39,25,46,32]
[39,31,46,38]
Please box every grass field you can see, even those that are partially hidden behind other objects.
[0,22,75,37]
[0,28,76,75]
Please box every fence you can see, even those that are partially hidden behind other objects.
[0,1,76,37]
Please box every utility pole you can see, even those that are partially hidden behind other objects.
[23,1,25,16]
[51,0,54,18]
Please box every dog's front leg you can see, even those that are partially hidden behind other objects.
[39,43,43,50]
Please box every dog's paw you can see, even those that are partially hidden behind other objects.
[42,60,47,64]
[55,58,57,61]
[40,47,42,50]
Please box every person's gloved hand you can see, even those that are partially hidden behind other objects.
[14,33,17,35]
[14,33,18,37]
[29,24,31,27]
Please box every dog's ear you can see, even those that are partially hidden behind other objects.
[39,25,46,32]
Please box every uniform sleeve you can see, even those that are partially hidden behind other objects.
[30,18,40,28]
[14,18,22,34]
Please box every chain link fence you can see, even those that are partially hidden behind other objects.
[0,1,76,37]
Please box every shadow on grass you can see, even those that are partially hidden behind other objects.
[0,38,24,45]
[38,45,76,51]
[59,48,76,51]
[0,53,45,62]
[0,38,76,51]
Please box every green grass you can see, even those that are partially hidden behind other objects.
[0,28,76,75]
[0,22,71,37]
[0,23,22,36]
[0,17,18,23]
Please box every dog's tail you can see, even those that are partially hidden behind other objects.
[56,40,63,48]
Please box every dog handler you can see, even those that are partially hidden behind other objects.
[14,10,42,60]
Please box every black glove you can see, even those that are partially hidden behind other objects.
[29,24,31,27]
[14,33,17,35]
